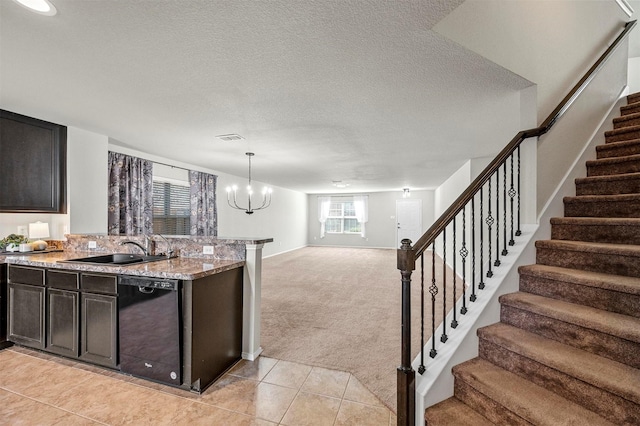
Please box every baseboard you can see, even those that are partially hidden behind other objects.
[242,347,263,361]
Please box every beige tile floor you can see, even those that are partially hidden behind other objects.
[0,347,396,425]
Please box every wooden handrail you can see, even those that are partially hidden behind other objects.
[410,20,636,260]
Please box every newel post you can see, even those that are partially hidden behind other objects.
[397,238,416,426]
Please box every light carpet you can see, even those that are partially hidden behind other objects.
[260,246,456,411]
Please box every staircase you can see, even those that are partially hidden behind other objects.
[424,92,640,425]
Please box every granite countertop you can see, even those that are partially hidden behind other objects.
[0,251,244,280]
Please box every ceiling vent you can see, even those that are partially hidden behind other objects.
[215,134,244,142]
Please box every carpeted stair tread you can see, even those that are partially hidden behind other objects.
[452,358,615,426]
[613,111,640,128]
[586,153,640,176]
[563,193,640,217]
[424,397,493,426]
[519,263,640,295]
[605,124,640,143]
[536,238,640,280]
[550,216,640,244]
[478,323,640,405]
[596,139,640,158]
[596,138,640,158]
[499,292,640,343]
[621,102,640,116]
[518,264,640,318]
[628,92,640,104]
[575,171,640,195]
[536,238,640,258]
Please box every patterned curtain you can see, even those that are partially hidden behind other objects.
[107,152,153,235]
[189,170,217,236]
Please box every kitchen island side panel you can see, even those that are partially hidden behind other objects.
[187,266,243,392]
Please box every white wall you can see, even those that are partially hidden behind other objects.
[68,127,108,234]
[629,57,640,93]
[308,190,435,249]
[536,41,629,213]
[434,0,629,120]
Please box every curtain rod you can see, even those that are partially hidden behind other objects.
[109,149,193,173]
[152,160,191,173]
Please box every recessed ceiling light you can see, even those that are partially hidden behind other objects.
[215,134,244,142]
[12,0,57,16]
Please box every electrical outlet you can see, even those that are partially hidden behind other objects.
[203,245,214,255]
[17,226,28,236]
[88,241,97,249]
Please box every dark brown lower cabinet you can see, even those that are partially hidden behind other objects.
[46,288,79,357]
[8,282,45,349]
[0,264,9,349]
[80,292,117,368]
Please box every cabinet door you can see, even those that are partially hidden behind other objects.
[46,288,79,358]
[8,283,45,349]
[1,264,7,346]
[80,293,117,368]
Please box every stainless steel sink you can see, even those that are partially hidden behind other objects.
[60,253,167,266]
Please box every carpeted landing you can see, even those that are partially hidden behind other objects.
[424,92,640,424]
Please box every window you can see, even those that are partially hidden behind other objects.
[325,201,362,234]
[152,180,190,235]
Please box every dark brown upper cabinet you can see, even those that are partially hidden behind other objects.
[0,110,67,213]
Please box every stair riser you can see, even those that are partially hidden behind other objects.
[519,273,640,318]
[587,159,640,176]
[596,141,640,158]
[500,305,640,368]
[606,128,640,143]
[453,377,529,425]
[613,115,640,129]
[575,178,640,195]
[551,222,640,244]
[478,339,639,425]
[564,198,640,218]
[628,94,640,104]
[621,104,640,116]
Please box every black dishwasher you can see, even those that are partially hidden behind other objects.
[118,275,181,386]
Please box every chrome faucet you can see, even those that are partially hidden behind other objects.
[120,240,148,256]
[154,234,175,259]
[120,235,154,256]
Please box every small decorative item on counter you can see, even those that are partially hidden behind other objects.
[1,234,29,252]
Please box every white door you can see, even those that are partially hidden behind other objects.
[396,199,422,248]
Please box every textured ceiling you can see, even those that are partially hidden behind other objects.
[0,0,534,193]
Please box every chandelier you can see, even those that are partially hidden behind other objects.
[226,152,272,214]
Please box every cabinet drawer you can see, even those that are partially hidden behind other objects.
[8,266,44,286]
[47,270,79,290]
[81,273,117,294]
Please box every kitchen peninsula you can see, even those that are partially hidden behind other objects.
[0,234,272,393]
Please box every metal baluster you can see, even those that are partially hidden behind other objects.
[495,169,501,267]
[509,154,516,246]
[486,177,494,279]
[452,218,458,328]
[516,145,522,236]
[460,205,468,315]
[418,254,425,374]
[471,197,477,302]
[502,162,508,255]
[429,243,437,358]
[441,229,448,343]
[479,187,485,290]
